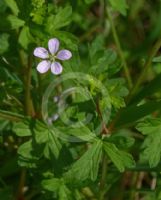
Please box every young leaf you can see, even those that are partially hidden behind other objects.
[0,33,9,54]
[64,139,102,182]
[7,15,25,29]
[153,56,161,63]
[5,0,19,16]
[41,178,60,192]
[103,142,135,172]
[136,118,161,167]
[108,0,128,16]
[18,26,34,49]
[46,6,72,32]
[13,121,31,137]
[42,178,72,200]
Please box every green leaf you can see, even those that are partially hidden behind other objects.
[59,184,72,200]
[153,55,161,63]
[84,0,96,4]
[115,100,161,128]
[42,178,72,200]
[103,142,135,172]
[44,132,62,159]
[46,6,72,32]
[17,140,34,159]
[64,139,102,182]
[7,15,25,29]
[41,178,60,192]
[107,78,129,109]
[18,26,34,49]
[0,33,9,54]
[107,129,135,149]
[136,118,161,167]
[108,0,128,16]
[13,121,31,137]
[5,0,19,16]
[33,121,49,144]
[56,125,95,141]
[131,73,161,104]
[30,0,46,25]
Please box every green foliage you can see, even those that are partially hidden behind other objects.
[64,139,102,182]
[0,0,161,199]
[45,6,72,32]
[7,15,25,29]
[103,142,135,172]
[0,33,10,54]
[136,118,161,167]
[108,0,128,16]
[5,0,19,16]
[18,26,34,49]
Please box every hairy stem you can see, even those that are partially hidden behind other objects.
[106,7,133,89]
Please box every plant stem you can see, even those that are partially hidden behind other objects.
[99,153,108,200]
[0,110,24,121]
[127,38,161,103]
[106,7,133,89]
[16,51,35,200]
[24,55,35,116]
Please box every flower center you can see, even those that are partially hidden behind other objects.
[49,54,56,62]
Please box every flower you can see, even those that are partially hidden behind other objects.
[33,38,72,75]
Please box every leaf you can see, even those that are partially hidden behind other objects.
[7,15,25,29]
[56,125,95,142]
[84,0,97,5]
[42,178,72,200]
[136,118,161,167]
[46,6,72,32]
[12,121,31,137]
[103,142,135,172]
[107,78,129,109]
[106,129,135,149]
[153,55,161,63]
[5,0,19,16]
[41,178,60,192]
[108,0,128,16]
[30,0,46,25]
[33,121,49,144]
[17,140,35,159]
[89,49,118,75]
[18,26,34,49]
[0,33,9,54]
[64,139,102,182]
[131,73,161,104]
[44,132,62,159]
[115,100,161,128]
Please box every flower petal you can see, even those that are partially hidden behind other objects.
[36,60,51,73]
[33,47,49,59]
[51,62,63,75]
[48,38,60,54]
[56,50,72,60]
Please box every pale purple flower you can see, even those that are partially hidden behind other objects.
[33,38,72,75]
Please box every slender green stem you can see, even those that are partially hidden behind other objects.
[0,109,24,121]
[106,7,133,89]
[16,51,35,200]
[99,153,108,200]
[127,38,161,103]
[24,55,35,116]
